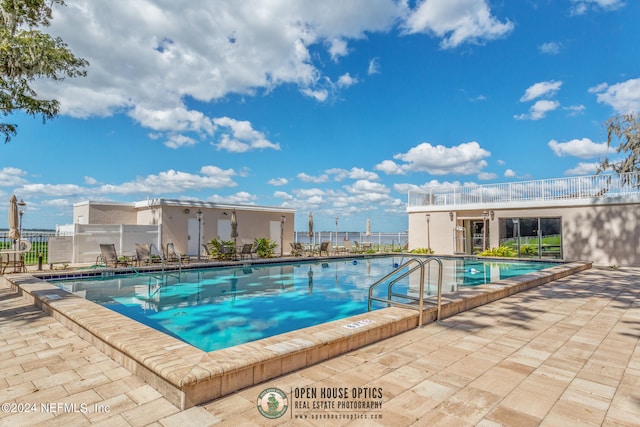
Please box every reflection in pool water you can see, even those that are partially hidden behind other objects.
[53,256,557,351]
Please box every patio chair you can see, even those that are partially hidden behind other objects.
[319,241,330,256]
[219,244,234,260]
[1,249,26,274]
[98,244,129,268]
[290,242,303,256]
[353,241,364,253]
[239,243,255,260]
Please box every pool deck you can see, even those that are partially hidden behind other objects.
[1,261,639,425]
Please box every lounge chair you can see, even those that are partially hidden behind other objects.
[353,241,364,253]
[135,243,162,265]
[98,243,129,268]
[202,243,214,260]
[319,241,330,256]
[166,243,189,264]
[343,240,354,254]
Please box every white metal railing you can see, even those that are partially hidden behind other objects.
[408,173,640,208]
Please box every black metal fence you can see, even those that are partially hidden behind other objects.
[0,230,55,267]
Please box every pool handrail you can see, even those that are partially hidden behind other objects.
[368,256,443,326]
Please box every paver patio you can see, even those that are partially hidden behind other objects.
[1,266,638,426]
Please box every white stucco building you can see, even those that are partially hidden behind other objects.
[407,173,640,266]
[67,199,296,263]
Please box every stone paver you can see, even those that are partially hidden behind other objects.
[1,267,639,426]
[0,284,180,427]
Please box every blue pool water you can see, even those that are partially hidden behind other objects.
[52,256,557,351]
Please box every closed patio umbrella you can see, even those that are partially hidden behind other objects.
[230,209,239,260]
[8,195,20,244]
[366,218,371,241]
[308,212,313,243]
[230,209,238,241]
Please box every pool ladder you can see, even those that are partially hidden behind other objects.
[368,257,443,326]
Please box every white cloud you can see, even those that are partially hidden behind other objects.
[293,188,326,199]
[368,58,380,75]
[514,100,560,120]
[347,168,379,180]
[563,105,586,116]
[477,172,497,180]
[538,41,562,55]
[273,191,293,201]
[564,162,600,176]
[469,94,487,102]
[548,138,615,159]
[394,179,465,195]
[165,134,197,149]
[381,141,491,175]
[375,160,406,175]
[504,169,516,178]
[19,183,89,197]
[404,0,514,49]
[37,0,402,143]
[207,191,256,205]
[268,178,289,186]
[297,172,329,183]
[570,0,625,15]
[97,167,238,195]
[129,105,215,134]
[345,180,390,195]
[326,167,379,181]
[16,165,240,199]
[588,82,609,93]
[0,167,28,187]
[520,80,563,102]
[337,73,358,88]
[301,88,329,102]
[213,117,280,152]
[328,38,349,61]
[591,78,640,114]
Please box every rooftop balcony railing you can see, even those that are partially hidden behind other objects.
[408,173,640,208]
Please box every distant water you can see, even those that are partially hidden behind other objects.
[294,231,408,246]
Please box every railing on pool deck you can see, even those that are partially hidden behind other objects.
[407,172,640,208]
[368,257,443,326]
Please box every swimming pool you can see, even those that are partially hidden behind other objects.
[52,256,557,352]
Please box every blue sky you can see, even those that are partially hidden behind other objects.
[2,0,639,232]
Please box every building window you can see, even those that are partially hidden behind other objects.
[499,217,562,259]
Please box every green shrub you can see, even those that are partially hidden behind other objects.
[519,244,538,256]
[409,247,434,254]
[478,245,517,257]
[208,238,236,258]
[254,237,277,258]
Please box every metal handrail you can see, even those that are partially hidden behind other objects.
[368,257,443,326]
[407,172,638,208]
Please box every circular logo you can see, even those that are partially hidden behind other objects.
[257,387,288,419]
